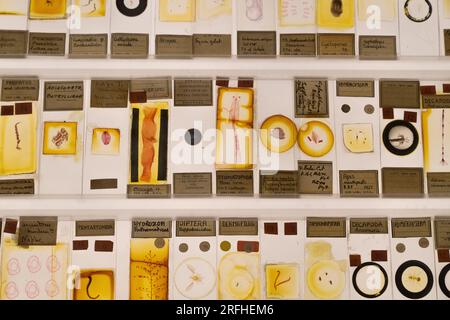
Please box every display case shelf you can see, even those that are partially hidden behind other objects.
[1,57,450,79]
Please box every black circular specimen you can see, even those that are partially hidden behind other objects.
[438,263,450,299]
[404,0,432,23]
[382,120,419,156]
[352,262,389,299]
[395,260,434,299]
[116,0,148,17]
[184,128,202,146]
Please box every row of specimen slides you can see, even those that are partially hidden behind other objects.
[0,78,448,197]
[0,216,448,300]
[0,0,450,57]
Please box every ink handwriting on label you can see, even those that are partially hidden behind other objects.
[295,79,328,117]
[298,162,332,194]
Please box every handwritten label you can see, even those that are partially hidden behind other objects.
[237,31,277,57]
[130,78,172,100]
[173,173,212,196]
[382,167,424,196]
[444,30,450,56]
[132,218,172,238]
[76,220,115,236]
[18,217,57,246]
[174,79,213,106]
[307,217,346,238]
[280,33,316,56]
[91,80,129,108]
[336,80,374,97]
[427,173,450,196]
[44,81,84,111]
[219,218,258,236]
[339,170,379,197]
[69,34,108,58]
[0,30,28,57]
[422,95,450,109]
[216,170,254,196]
[298,161,333,194]
[111,33,149,58]
[380,80,420,109]
[127,184,171,198]
[359,35,397,60]
[1,78,39,102]
[0,179,34,194]
[193,34,231,57]
[391,218,431,238]
[435,219,450,249]
[295,79,328,117]
[317,33,355,56]
[176,218,216,237]
[155,35,193,58]
[279,0,315,26]
[350,218,388,234]
[259,171,298,196]
[28,33,66,56]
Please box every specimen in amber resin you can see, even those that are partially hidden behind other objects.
[73,270,115,300]
[317,0,354,28]
[422,108,450,171]
[92,128,120,155]
[342,123,374,153]
[43,122,77,155]
[305,241,347,300]
[129,238,169,300]
[0,0,28,15]
[159,0,195,22]
[0,103,37,176]
[265,264,299,299]
[174,257,216,299]
[129,102,169,185]
[260,115,297,153]
[73,0,106,17]
[218,252,260,300]
[216,87,254,169]
[297,120,334,157]
[29,0,67,19]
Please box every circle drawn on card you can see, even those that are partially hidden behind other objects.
[396,243,406,253]
[179,243,189,253]
[352,262,388,299]
[404,0,432,23]
[174,257,216,299]
[341,104,351,113]
[419,238,429,248]
[260,115,297,153]
[200,241,210,252]
[438,263,450,298]
[46,255,61,273]
[5,282,19,300]
[25,281,40,299]
[220,241,231,252]
[364,104,375,114]
[155,238,166,249]
[7,258,20,276]
[27,256,41,273]
[116,0,148,17]
[298,121,334,157]
[185,128,202,146]
[383,120,419,156]
[395,260,434,299]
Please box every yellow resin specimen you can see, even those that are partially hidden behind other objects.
[73,270,115,300]
[43,122,77,155]
[266,264,299,299]
[343,123,374,153]
[92,128,120,155]
[317,0,355,28]
[297,120,334,157]
[160,0,196,22]
[260,115,297,153]
[29,0,67,19]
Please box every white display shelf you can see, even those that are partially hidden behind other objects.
[1,196,449,218]
[0,57,450,79]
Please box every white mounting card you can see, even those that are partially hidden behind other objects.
[439,0,450,56]
[304,218,349,300]
[0,0,29,30]
[69,0,111,34]
[398,0,439,56]
[39,80,84,195]
[82,80,129,195]
[348,218,393,300]
[172,219,217,300]
[260,220,305,300]
[195,0,232,34]
[257,80,296,173]
[71,219,117,300]
[237,0,276,31]
[390,218,437,300]
[356,0,398,36]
